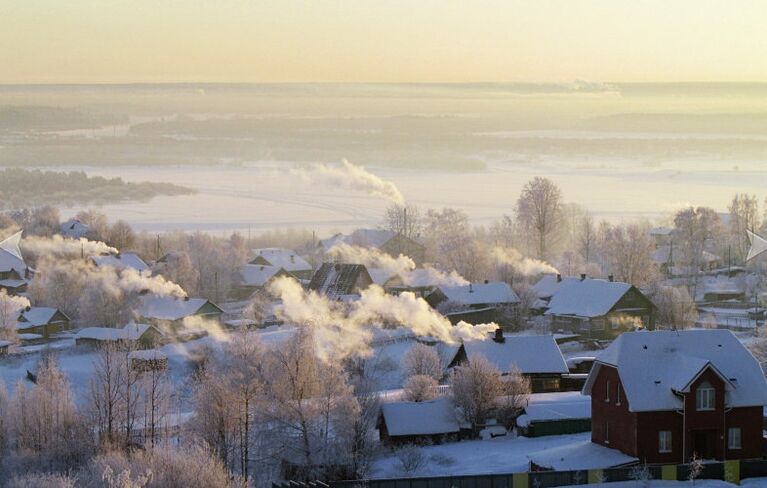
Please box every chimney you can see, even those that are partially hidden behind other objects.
[493,328,505,343]
[580,273,587,281]
[608,275,614,282]
[556,274,562,283]
[484,279,489,284]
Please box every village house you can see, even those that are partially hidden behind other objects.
[60,218,90,239]
[449,332,569,393]
[539,275,656,339]
[75,322,164,349]
[234,264,294,299]
[426,281,520,326]
[249,248,314,280]
[651,245,721,277]
[378,397,462,446]
[16,306,71,338]
[308,263,374,299]
[91,252,149,272]
[0,340,10,355]
[584,329,767,464]
[319,228,426,264]
[0,231,30,293]
[137,295,224,334]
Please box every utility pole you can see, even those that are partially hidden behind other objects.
[156,234,161,261]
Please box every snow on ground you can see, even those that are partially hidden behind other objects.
[517,391,591,427]
[553,481,738,488]
[529,440,636,470]
[371,432,634,478]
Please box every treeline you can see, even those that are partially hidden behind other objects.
[0,168,194,209]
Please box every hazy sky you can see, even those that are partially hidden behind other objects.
[2,0,766,84]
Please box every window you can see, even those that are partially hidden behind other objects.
[616,383,622,406]
[605,380,611,402]
[696,382,715,411]
[610,317,621,330]
[659,431,672,453]
[604,422,610,444]
[728,428,742,450]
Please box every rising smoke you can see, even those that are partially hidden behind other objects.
[22,235,118,258]
[298,159,405,205]
[326,243,467,287]
[268,276,497,361]
[491,247,558,276]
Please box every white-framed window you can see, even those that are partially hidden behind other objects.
[605,380,611,402]
[605,422,610,444]
[696,382,715,411]
[610,317,621,330]
[728,427,742,450]
[659,431,672,453]
[616,382,622,406]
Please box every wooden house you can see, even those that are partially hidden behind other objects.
[249,248,313,280]
[234,264,293,298]
[449,332,569,393]
[137,295,224,335]
[379,397,461,446]
[75,323,164,349]
[584,330,767,464]
[308,263,374,299]
[542,276,656,339]
[16,307,71,338]
[0,231,30,293]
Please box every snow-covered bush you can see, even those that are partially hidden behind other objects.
[403,343,443,380]
[403,375,438,402]
[395,445,425,474]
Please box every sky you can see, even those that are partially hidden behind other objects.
[1,0,766,84]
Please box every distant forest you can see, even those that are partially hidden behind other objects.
[0,168,194,209]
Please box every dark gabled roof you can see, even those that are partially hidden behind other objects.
[308,263,371,298]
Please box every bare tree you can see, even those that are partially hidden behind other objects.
[403,343,443,380]
[674,206,722,294]
[729,194,759,260]
[516,177,563,260]
[603,222,659,287]
[578,213,596,264]
[384,203,423,241]
[496,366,531,428]
[653,285,698,329]
[89,342,127,446]
[108,220,136,251]
[423,208,488,281]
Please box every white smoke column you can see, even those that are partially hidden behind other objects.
[300,159,405,205]
[118,268,187,298]
[23,235,117,257]
[327,243,468,287]
[181,315,231,343]
[491,247,558,276]
[268,277,497,360]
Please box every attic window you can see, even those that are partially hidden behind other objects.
[643,345,648,350]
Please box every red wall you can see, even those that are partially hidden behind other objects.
[591,365,637,456]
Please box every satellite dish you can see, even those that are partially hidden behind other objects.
[746,230,767,261]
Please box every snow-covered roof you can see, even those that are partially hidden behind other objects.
[565,356,596,369]
[60,218,90,239]
[308,263,372,298]
[516,392,591,427]
[381,397,460,436]
[367,267,398,287]
[138,295,221,321]
[0,231,26,275]
[544,278,633,318]
[436,282,519,306]
[529,440,637,470]
[76,323,156,342]
[0,340,11,348]
[17,307,65,329]
[532,274,579,299]
[239,264,285,287]
[462,334,568,374]
[584,329,767,412]
[319,228,421,252]
[250,248,312,272]
[91,253,149,272]
[0,279,28,289]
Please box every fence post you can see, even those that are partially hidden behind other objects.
[661,464,676,481]
[724,460,740,485]
[512,472,528,488]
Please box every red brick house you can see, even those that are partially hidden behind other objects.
[583,330,767,464]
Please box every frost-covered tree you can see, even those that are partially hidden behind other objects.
[89,342,128,446]
[0,289,29,342]
[152,250,199,296]
[108,220,136,251]
[403,343,443,381]
[653,285,698,329]
[423,208,488,281]
[729,194,759,260]
[516,177,562,260]
[404,375,438,402]
[384,203,423,241]
[451,355,504,430]
[603,222,659,287]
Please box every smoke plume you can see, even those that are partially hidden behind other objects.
[491,247,558,276]
[299,159,405,205]
[268,276,496,360]
[327,243,467,287]
[22,235,118,258]
[118,268,187,298]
